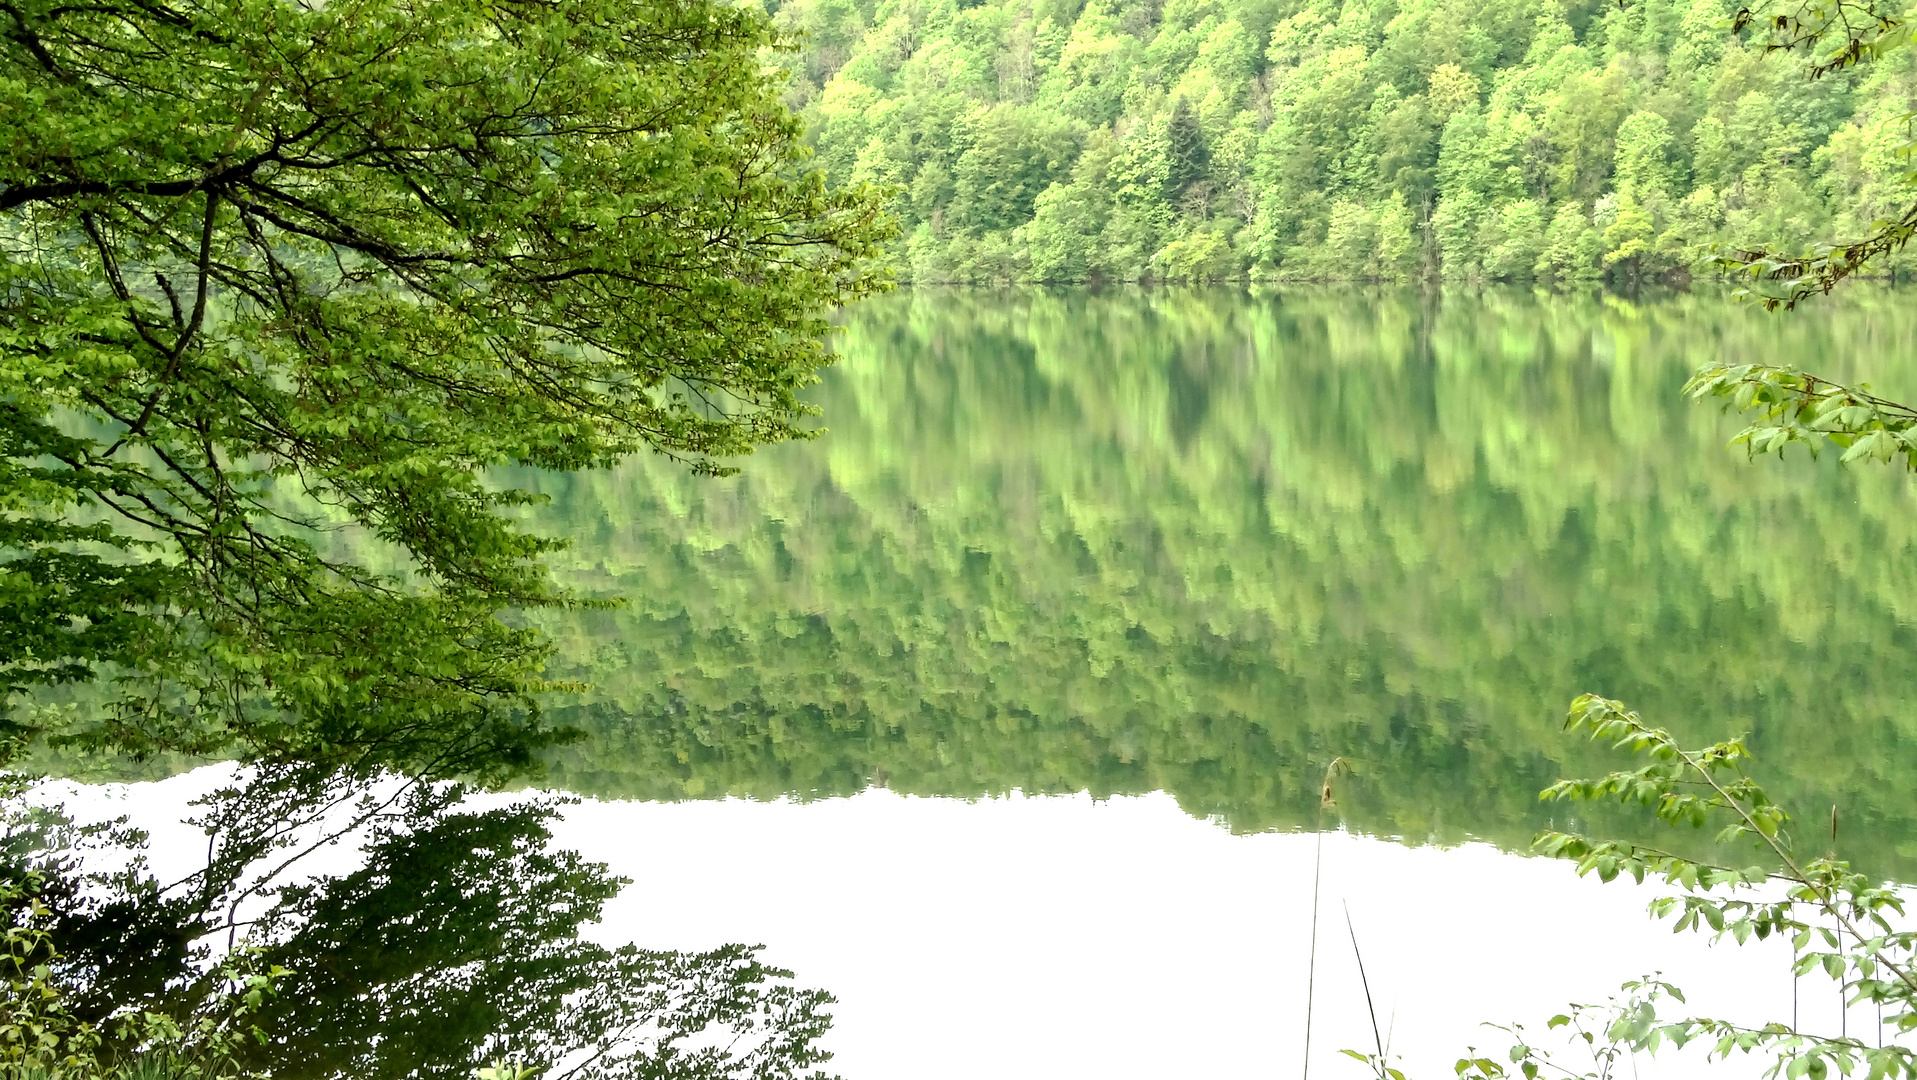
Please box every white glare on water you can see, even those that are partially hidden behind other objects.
[73,768,1868,1080]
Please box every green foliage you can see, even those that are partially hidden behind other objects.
[0,869,281,1080]
[1709,0,1917,304]
[1614,112,1677,197]
[1686,363,1917,466]
[1484,200,1548,282]
[783,0,1917,282]
[1458,695,1917,1080]
[1151,228,1239,279]
[1536,203,1605,281]
[1601,193,1661,273]
[1164,97,1213,204]
[0,0,891,773]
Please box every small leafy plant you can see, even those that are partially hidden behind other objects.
[0,871,282,1080]
[1362,694,1917,1080]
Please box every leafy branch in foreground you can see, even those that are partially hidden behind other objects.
[1708,0,1917,307]
[1439,695,1917,1080]
[0,0,893,774]
[1732,0,1912,79]
[1717,209,1917,312]
[1684,364,1917,468]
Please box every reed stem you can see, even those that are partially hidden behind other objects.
[1345,902,1386,1064]
[1301,758,1347,1080]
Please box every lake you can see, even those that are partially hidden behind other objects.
[87,287,1917,1077]
[526,286,1917,868]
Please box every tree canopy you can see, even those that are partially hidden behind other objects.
[778,0,1917,283]
[0,0,893,774]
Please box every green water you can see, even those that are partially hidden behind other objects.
[516,288,1917,872]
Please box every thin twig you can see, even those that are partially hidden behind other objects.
[1670,739,1917,998]
[1304,817,1324,1080]
[1346,902,1385,1065]
[1303,757,1348,1080]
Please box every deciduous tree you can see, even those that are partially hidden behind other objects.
[0,0,892,773]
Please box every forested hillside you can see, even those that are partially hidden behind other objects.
[774,0,1917,281]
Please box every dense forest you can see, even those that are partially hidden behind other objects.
[499,289,1917,875]
[774,0,1917,282]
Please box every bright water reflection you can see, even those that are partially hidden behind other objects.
[94,769,1808,1080]
[549,790,1809,1080]
[523,287,1917,873]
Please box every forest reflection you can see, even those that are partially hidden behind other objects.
[517,288,1917,874]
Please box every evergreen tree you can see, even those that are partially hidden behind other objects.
[1164,96,1212,206]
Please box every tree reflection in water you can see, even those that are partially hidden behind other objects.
[5,765,835,1080]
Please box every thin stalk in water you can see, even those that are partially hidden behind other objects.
[1302,757,1348,1080]
[1345,901,1386,1065]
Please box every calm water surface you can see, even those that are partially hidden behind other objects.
[105,288,1917,1076]
[529,287,1917,869]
